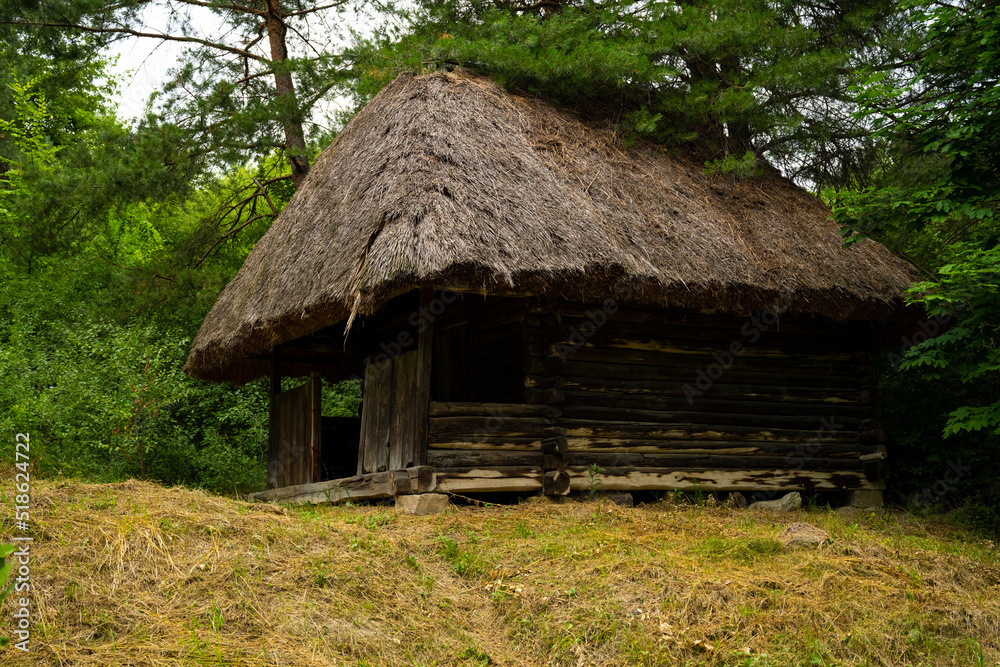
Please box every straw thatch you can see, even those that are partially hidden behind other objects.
[185,69,918,383]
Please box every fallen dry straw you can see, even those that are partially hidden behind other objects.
[7,476,1000,666]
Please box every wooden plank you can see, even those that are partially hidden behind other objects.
[360,358,393,474]
[427,437,543,451]
[560,420,860,444]
[550,303,870,338]
[558,375,860,405]
[564,439,865,455]
[267,350,282,489]
[556,316,862,350]
[390,351,419,469]
[310,374,322,483]
[427,449,544,468]
[429,402,561,418]
[562,466,885,492]
[274,382,312,488]
[432,466,543,493]
[558,403,861,430]
[430,416,554,437]
[560,390,866,419]
[555,357,861,389]
[563,452,864,470]
[415,288,434,467]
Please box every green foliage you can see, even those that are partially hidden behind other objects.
[346,0,912,185]
[835,0,1000,438]
[0,543,14,647]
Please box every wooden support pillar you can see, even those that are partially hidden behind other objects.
[267,349,282,489]
[310,372,322,483]
[415,287,435,467]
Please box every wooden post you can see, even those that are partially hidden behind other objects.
[310,371,322,483]
[267,349,282,489]
[415,287,435,467]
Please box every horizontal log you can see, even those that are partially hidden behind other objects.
[560,420,860,444]
[563,466,885,492]
[563,452,864,471]
[558,356,862,388]
[250,468,426,505]
[560,389,867,418]
[524,388,565,404]
[432,466,543,493]
[564,439,865,455]
[556,316,862,351]
[429,402,561,418]
[557,402,862,430]
[537,329,857,363]
[428,437,542,451]
[560,375,861,406]
[525,375,566,389]
[427,450,543,468]
[551,303,873,338]
[429,416,553,438]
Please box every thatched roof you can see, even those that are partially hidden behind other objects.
[185,69,918,383]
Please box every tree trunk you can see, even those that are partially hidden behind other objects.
[263,0,310,188]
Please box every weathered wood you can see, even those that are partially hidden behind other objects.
[253,470,396,505]
[524,387,565,404]
[564,439,864,455]
[427,449,544,468]
[561,389,866,418]
[430,416,554,438]
[563,452,864,471]
[272,382,314,488]
[416,288,434,467]
[429,402,561,418]
[413,465,436,493]
[524,375,566,389]
[559,356,861,388]
[360,358,393,474]
[390,469,411,495]
[560,375,860,405]
[427,437,543,451]
[267,350,282,489]
[543,470,571,496]
[560,420,860,443]
[556,316,862,350]
[541,436,568,455]
[551,303,869,338]
[432,466,544,493]
[390,351,420,469]
[563,466,884,493]
[310,373,322,483]
[558,403,862,430]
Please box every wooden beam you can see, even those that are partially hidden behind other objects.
[416,287,434,466]
[310,372,322,483]
[563,466,885,493]
[267,349,282,489]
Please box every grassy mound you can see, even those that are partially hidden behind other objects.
[6,475,999,666]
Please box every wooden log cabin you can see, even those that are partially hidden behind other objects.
[183,70,919,505]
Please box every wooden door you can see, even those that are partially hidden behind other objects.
[358,351,423,474]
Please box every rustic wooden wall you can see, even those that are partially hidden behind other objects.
[422,296,887,495]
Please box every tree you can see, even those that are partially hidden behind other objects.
[347,0,918,189]
[834,0,999,439]
[1,0,353,189]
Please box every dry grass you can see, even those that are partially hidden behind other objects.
[4,475,999,666]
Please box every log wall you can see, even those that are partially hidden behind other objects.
[423,298,887,495]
